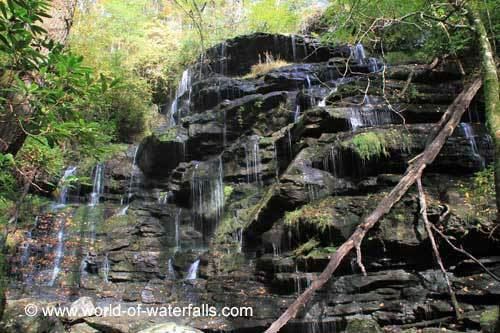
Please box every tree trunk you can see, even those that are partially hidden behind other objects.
[466,5,500,221]
[264,79,482,333]
[0,0,77,155]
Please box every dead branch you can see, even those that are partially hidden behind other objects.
[417,177,462,319]
[431,224,500,282]
[263,78,482,333]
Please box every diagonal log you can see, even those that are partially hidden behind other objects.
[264,78,482,333]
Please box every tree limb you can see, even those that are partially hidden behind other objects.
[417,177,462,319]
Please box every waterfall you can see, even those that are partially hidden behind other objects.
[348,105,396,131]
[460,123,485,168]
[120,145,140,214]
[48,221,66,286]
[286,128,293,160]
[273,142,280,183]
[291,35,297,62]
[322,148,342,178]
[20,229,33,266]
[352,43,366,64]
[117,205,129,216]
[186,259,200,280]
[168,69,192,128]
[191,157,225,238]
[55,166,77,207]
[219,42,227,75]
[350,43,384,73]
[244,136,263,185]
[89,163,105,207]
[166,258,177,279]
[294,104,301,123]
[103,254,110,283]
[175,208,182,250]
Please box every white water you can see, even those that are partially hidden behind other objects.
[89,163,105,207]
[169,69,192,127]
[294,104,301,123]
[175,208,182,250]
[103,254,110,283]
[244,136,263,185]
[291,35,297,62]
[120,145,139,214]
[20,229,33,266]
[56,166,77,207]
[48,224,66,286]
[186,259,200,280]
[352,43,366,64]
[322,147,341,178]
[460,123,485,168]
[191,157,225,234]
[273,142,280,183]
[348,104,396,131]
[167,258,177,279]
[117,205,129,216]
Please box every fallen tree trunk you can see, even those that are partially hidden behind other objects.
[264,78,482,333]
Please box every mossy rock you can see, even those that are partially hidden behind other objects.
[480,307,500,333]
[98,214,135,234]
[345,318,382,333]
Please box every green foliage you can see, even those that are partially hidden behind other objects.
[317,0,495,61]
[460,166,496,224]
[0,0,50,71]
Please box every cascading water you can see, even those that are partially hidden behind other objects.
[103,253,110,283]
[89,163,105,207]
[119,145,140,215]
[352,43,366,64]
[55,166,77,207]
[191,157,225,239]
[186,259,200,280]
[166,258,177,280]
[294,104,301,123]
[48,222,65,286]
[322,147,342,178]
[175,208,182,250]
[291,35,297,62]
[47,166,77,286]
[273,142,280,183]
[460,123,485,168]
[350,43,384,73]
[348,105,396,130]
[168,69,192,128]
[244,136,263,185]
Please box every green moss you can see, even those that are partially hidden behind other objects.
[293,239,320,257]
[224,185,234,199]
[350,132,388,161]
[342,130,412,161]
[284,197,336,232]
[158,128,179,142]
[98,214,135,234]
[305,246,337,259]
[480,307,500,333]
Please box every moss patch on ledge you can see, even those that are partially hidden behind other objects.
[284,197,336,232]
[342,129,412,161]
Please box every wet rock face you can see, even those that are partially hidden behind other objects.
[7,32,500,333]
[200,33,351,77]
